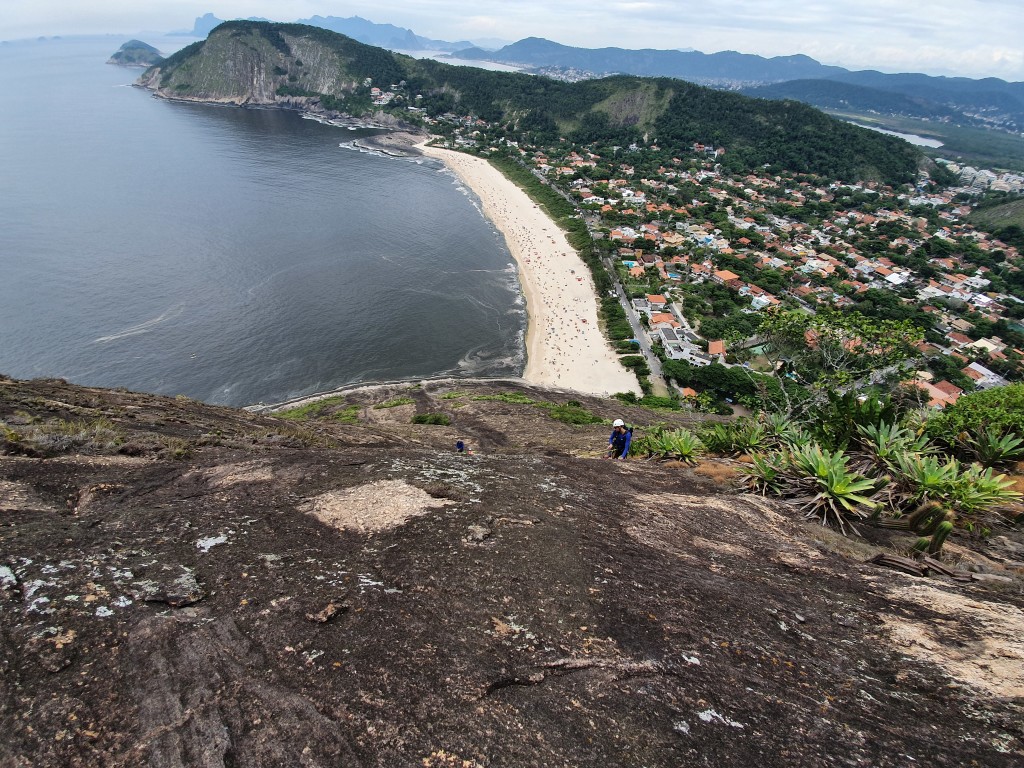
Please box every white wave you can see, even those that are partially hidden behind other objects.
[93,304,185,343]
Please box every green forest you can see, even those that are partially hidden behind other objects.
[149,21,922,185]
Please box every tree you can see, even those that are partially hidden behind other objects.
[743,308,923,416]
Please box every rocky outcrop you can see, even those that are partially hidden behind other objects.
[1,375,1022,766]
[139,22,362,107]
[108,40,163,68]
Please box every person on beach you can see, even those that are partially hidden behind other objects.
[606,419,632,460]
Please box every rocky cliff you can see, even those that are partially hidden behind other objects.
[137,22,402,108]
[1,374,1022,766]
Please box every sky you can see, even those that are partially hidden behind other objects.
[4,1,1023,80]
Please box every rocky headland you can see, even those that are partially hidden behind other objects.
[1,374,1022,766]
[107,40,163,68]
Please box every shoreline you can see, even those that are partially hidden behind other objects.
[251,375,583,414]
[418,143,641,398]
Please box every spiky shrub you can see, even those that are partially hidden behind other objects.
[160,436,192,460]
[891,453,961,507]
[962,427,1024,469]
[374,397,414,409]
[760,412,808,449]
[786,444,880,532]
[412,413,451,425]
[853,421,933,473]
[950,464,1022,516]
[742,452,788,496]
[641,427,704,463]
[32,418,124,454]
[697,423,740,455]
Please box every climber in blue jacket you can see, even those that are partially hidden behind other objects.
[607,418,632,460]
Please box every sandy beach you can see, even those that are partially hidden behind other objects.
[420,145,641,398]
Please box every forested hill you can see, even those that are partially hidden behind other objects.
[451,37,847,82]
[141,21,921,184]
[742,79,961,121]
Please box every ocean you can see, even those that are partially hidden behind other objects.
[0,35,525,406]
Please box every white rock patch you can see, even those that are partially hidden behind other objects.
[301,479,454,534]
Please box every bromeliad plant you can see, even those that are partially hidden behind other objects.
[744,451,788,497]
[741,442,881,532]
[951,464,1020,516]
[852,421,933,474]
[760,412,808,449]
[961,427,1024,470]
[786,444,881,532]
[698,414,801,457]
[740,428,1019,536]
[696,422,739,455]
[890,453,962,508]
[635,427,704,464]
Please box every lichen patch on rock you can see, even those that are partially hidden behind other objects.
[0,479,55,511]
[881,582,1024,699]
[300,479,454,534]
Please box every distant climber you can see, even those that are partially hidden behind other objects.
[606,419,632,460]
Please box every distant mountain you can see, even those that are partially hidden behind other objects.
[141,21,920,185]
[448,37,848,83]
[107,39,163,68]
[183,13,475,52]
[453,37,1024,132]
[295,15,472,52]
[744,76,1023,133]
[189,13,270,37]
[742,79,960,121]
[191,13,222,37]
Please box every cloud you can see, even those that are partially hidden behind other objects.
[2,0,1021,79]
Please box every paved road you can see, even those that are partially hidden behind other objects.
[606,263,670,396]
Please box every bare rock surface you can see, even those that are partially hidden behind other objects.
[0,375,1022,766]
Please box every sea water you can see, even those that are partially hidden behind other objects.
[0,36,525,406]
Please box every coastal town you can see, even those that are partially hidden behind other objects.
[424,109,1024,410]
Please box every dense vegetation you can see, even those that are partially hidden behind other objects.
[148,21,921,184]
[108,40,164,67]
[968,197,1024,251]
[743,79,957,121]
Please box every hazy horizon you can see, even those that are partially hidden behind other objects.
[2,2,1022,82]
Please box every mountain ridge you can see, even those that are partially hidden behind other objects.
[451,36,1024,132]
[185,12,483,53]
[139,21,921,184]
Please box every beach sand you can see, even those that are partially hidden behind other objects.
[421,145,641,398]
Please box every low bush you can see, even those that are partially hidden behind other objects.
[546,403,604,425]
[924,384,1024,447]
[470,393,536,404]
[412,413,451,425]
[374,397,415,409]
